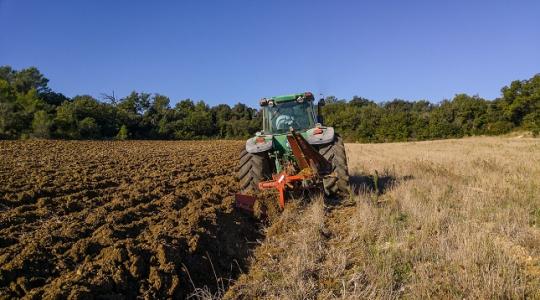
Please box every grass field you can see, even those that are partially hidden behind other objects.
[227,136,540,299]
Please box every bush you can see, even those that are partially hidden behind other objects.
[484,121,514,135]
[116,125,129,140]
[32,110,51,138]
[523,112,540,136]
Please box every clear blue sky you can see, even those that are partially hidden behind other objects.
[1,0,539,106]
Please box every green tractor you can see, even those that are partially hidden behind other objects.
[235,92,350,212]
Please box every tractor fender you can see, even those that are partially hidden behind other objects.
[306,126,335,145]
[245,136,273,153]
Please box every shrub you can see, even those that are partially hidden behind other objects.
[116,125,129,140]
[32,110,51,138]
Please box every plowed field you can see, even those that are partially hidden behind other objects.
[0,140,260,299]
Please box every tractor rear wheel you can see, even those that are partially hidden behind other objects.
[319,134,350,197]
[236,149,272,193]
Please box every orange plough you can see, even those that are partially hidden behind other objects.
[235,130,332,212]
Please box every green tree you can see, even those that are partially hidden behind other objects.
[116,125,129,140]
[501,74,540,126]
[40,91,69,107]
[211,104,232,137]
[451,94,488,135]
[143,94,171,138]
[0,66,53,138]
[54,101,79,138]
[118,91,151,114]
[350,96,375,107]
[72,95,116,137]
[0,79,18,138]
[12,67,50,94]
[523,111,540,136]
[32,110,51,138]
[78,117,99,139]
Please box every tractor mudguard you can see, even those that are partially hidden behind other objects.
[245,136,273,153]
[306,126,335,145]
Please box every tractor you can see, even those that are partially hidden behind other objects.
[235,92,350,213]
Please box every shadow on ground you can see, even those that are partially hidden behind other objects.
[349,172,414,195]
[181,208,263,298]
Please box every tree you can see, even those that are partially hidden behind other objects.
[78,117,99,139]
[523,111,540,136]
[142,94,171,138]
[118,91,151,114]
[40,91,69,107]
[0,66,52,138]
[211,104,232,137]
[0,66,49,94]
[231,103,253,120]
[0,79,18,138]
[350,96,375,107]
[116,125,129,140]
[428,101,461,138]
[172,100,214,139]
[32,110,51,138]
[54,101,79,139]
[451,94,488,135]
[501,74,540,126]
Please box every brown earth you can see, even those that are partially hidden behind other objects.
[0,140,261,299]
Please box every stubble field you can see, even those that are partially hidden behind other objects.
[228,136,540,299]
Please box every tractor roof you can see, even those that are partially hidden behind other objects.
[271,93,306,103]
[260,92,314,106]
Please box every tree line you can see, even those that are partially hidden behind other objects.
[1,65,538,142]
[322,78,540,142]
[0,66,260,140]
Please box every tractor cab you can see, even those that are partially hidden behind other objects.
[246,92,333,156]
[260,92,318,134]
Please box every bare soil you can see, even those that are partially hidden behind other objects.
[0,140,260,299]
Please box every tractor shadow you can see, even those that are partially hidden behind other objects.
[349,172,414,196]
[180,208,263,297]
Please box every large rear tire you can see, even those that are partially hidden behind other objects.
[236,149,272,193]
[319,134,350,197]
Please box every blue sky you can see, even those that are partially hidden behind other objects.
[1,0,539,106]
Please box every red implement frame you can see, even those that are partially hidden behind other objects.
[258,172,308,209]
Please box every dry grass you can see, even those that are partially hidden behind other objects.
[223,197,328,299]
[225,136,540,299]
